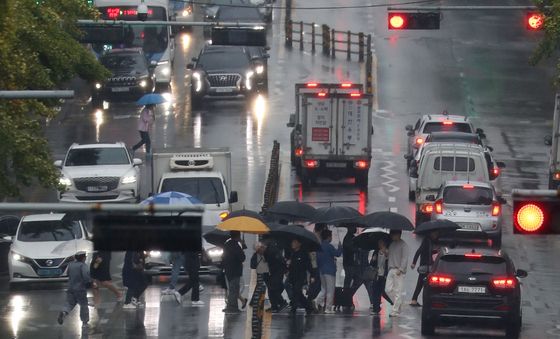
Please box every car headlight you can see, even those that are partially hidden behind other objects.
[255,65,264,74]
[207,248,223,257]
[95,82,102,89]
[59,177,72,186]
[192,72,202,92]
[122,175,137,184]
[11,251,31,263]
[139,80,148,88]
[246,70,254,90]
[148,251,161,258]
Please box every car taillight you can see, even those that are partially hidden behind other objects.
[442,121,453,125]
[340,82,352,88]
[304,160,319,168]
[415,137,424,145]
[295,147,303,157]
[491,201,501,216]
[428,274,453,287]
[306,82,318,88]
[354,160,369,169]
[464,252,482,258]
[421,203,433,214]
[491,277,516,289]
[462,184,474,189]
[492,167,500,178]
[434,199,443,214]
[554,172,560,181]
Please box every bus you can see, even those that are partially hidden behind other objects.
[91,0,175,90]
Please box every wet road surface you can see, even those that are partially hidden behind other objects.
[2,0,560,338]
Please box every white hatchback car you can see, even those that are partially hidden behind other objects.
[7,214,93,286]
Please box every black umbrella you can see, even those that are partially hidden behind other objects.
[203,228,230,247]
[312,206,362,225]
[414,219,461,235]
[266,201,317,221]
[223,208,264,221]
[353,228,391,251]
[269,224,321,252]
[352,211,414,231]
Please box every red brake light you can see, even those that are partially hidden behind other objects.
[304,160,319,168]
[355,160,368,169]
[306,82,318,88]
[415,137,424,145]
[434,199,443,214]
[340,83,352,88]
[462,184,474,189]
[492,167,500,177]
[295,148,303,157]
[350,92,361,98]
[317,92,327,98]
[515,203,545,232]
[491,277,516,289]
[553,172,560,180]
[464,253,482,258]
[428,274,453,287]
[421,203,433,214]
[442,121,453,125]
[491,201,501,217]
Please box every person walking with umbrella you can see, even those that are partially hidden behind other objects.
[132,103,155,154]
[385,230,409,317]
[90,251,122,306]
[287,238,315,315]
[343,225,359,288]
[370,238,393,315]
[410,230,439,307]
[172,249,204,306]
[262,236,288,312]
[307,223,326,311]
[222,231,247,313]
[315,229,342,313]
[58,251,95,329]
[122,250,148,309]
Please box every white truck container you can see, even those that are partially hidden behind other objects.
[545,93,560,189]
[298,92,373,189]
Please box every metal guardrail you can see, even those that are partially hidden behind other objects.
[261,140,280,212]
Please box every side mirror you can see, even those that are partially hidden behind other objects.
[287,114,295,128]
[544,135,553,146]
[477,128,486,138]
[486,146,494,152]
[265,46,271,51]
[407,131,415,137]
[405,124,413,131]
[404,154,412,160]
[186,63,194,70]
[496,161,506,169]
[133,158,143,166]
[191,57,198,62]
[53,160,63,168]
[229,191,238,204]
[516,269,528,278]
[263,53,270,59]
[2,235,12,242]
[497,196,507,205]
[425,195,436,202]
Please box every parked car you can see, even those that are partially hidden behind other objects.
[8,214,93,286]
[55,142,142,203]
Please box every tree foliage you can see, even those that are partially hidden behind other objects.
[0,0,109,198]
[531,0,560,83]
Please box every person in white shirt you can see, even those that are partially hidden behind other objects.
[385,230,409,317]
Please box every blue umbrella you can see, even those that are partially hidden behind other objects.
[141,191,202,205]
[136,93,168,106]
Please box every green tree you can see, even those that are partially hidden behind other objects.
[531,0,560,82]
[0,0,109,198]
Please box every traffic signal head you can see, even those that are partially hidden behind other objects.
[526,12,544,30]
[388,12,440,30]
[512,190,560,234]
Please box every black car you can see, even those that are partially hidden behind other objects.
[421,246,528,337]
[187,45,266,107]
[92,48,156,107]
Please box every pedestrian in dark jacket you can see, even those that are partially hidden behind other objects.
[90,251,122,306]
[287,239,314,315]
[222,231,246,313]
[343,226,358,288]
[410,230,439,306]
[370,239,393,315]
[58,251,95,328]
[263,237,288,312]
[172,250,204,306]
[307,223,326,310]
[122,251,148,309]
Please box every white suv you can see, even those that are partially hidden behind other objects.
[55,143,142,203]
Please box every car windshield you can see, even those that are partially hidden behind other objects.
[423,122,472,134]
[433,156,476,172]
[160,178,226,204]
[17,220,83,242]
[65,148,130,166]
[217,6,262,21]
[443,186,493,205]
[437,255,507,275]
[101,54,146,73]
[197,50,249,68]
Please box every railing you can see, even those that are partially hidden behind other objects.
[261,140,280,212]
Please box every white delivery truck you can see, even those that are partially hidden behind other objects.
[145,147,238,276]
[297,91,373,189]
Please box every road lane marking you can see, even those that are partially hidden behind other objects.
[380,161,399,193]
[389,207,398,213]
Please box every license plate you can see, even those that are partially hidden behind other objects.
[458,286,486,294]
[457,223,480,231]
[326,162,346,168]
[87,186,108,192]
[215,88,233,93]
[111,87,130,92]
[37,268,63,277]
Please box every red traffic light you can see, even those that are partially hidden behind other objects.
[389,14,406,29]
[387,12,440,30]
[526,12,544,30]
[515,203,545,232]
[512,190,560,234]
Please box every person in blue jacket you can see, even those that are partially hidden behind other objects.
[315,229,342,314]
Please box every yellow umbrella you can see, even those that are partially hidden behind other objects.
[217,216,270,234]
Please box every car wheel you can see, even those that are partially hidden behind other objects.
[9,282,22,291]
[355,172,368,190]
[491,234,502,248]
[505,316,521,338]
[190,91,202,110]
[300,169,312,188]
[421,314,435,335]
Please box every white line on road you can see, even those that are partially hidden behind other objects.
[380,161,400,193]
[388,197,396,202]
[389,207,398,213]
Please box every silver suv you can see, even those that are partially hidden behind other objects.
[426,180,506,247]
